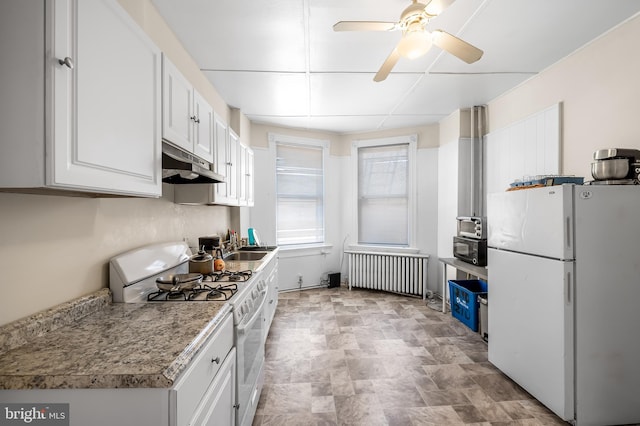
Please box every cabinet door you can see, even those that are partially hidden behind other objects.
[238,143,247,205]
[246,147,254,207]
[193,91,214,163]
[226,129,239,203]
[191,348,237,426]
[162,55,193,153]
[49,0,162,197]
[214,114,230,202]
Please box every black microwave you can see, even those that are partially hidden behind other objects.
[453,236,487,266]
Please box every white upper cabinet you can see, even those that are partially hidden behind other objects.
[238,143,254,207]
[193,91,215,163]
[0,0,162,197]
[162,55,214,163]
[173,120,254,206]
[213,114,234,204]
[226,129,239,202]
[246,146,255,206]
[161,57,193,153]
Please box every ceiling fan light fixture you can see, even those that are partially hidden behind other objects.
[397,28,432,59]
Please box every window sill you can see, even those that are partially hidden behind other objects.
[279,243,334,258]
[345,245,421,255]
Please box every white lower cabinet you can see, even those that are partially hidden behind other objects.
[171,312,235,426]
[262,255,279,337]
[191,348,236,426]
[0,312,236,426]
[0,0,162,197]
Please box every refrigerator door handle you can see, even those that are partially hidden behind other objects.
[565,216,572,252]
[566,271,572,304]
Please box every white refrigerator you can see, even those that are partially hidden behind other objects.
[487,184,640,426]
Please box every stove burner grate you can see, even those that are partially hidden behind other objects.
[147,290,188,301]
[146,282,239,302]
[205,270,253,283]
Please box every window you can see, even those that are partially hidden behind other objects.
[354,136,416,247]
[272,135,326,246]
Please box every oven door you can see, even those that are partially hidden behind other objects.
[235,287,267,426]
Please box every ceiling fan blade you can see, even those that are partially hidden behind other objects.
[425,0,456,16]
[374,48,401,82]
[333,21,397,32]
[431,30,483,63]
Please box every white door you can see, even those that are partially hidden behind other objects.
[488,248,574,420]
[487,185,574,259]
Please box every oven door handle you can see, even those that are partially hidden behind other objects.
[236,289,267,335]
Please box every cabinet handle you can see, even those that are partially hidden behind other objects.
[57,57,74,69]
[211,356,220,364]
[227,162,233,166]
[190,115,197,122]
[194,117,200,124]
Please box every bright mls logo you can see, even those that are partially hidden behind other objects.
[1,404,69,425]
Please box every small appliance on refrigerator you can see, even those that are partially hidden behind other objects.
[487,184,640,426]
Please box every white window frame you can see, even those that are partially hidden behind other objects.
[351,134,418,250]
[268,132,329,248]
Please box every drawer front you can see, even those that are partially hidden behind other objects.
[172,312,234,426]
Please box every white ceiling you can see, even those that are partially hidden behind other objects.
[151,0,640,134]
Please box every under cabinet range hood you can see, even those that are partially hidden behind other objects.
[161,142,225,184]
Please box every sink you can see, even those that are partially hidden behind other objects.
[224,251,268,261]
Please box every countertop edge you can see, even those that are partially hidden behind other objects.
[162,303,233,384]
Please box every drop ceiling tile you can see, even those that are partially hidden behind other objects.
[248,115,388,134]
[152,0,640,134]
[394,73,533,115]
[309,73,422,115]
[382,114,447,129]
[430,0,640,74]
[152,0,307,71]
[202,71,309,116]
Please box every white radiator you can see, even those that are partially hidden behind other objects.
[345,251,429,299]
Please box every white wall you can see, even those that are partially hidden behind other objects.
[0,187,231,325]
[486,13,640,177]
[249,123,441,293]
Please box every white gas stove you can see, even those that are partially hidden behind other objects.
[109,241,267,426]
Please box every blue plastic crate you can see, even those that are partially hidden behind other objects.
[448,279,488,332]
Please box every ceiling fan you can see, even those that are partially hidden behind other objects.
[333,0,483,82]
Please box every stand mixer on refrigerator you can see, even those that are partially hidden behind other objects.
[589,148,640,185]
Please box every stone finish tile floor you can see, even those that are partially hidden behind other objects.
[253,286,566,426]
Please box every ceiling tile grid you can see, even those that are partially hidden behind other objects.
[151,0,640,133]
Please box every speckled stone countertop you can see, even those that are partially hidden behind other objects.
[0,289,231,390]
